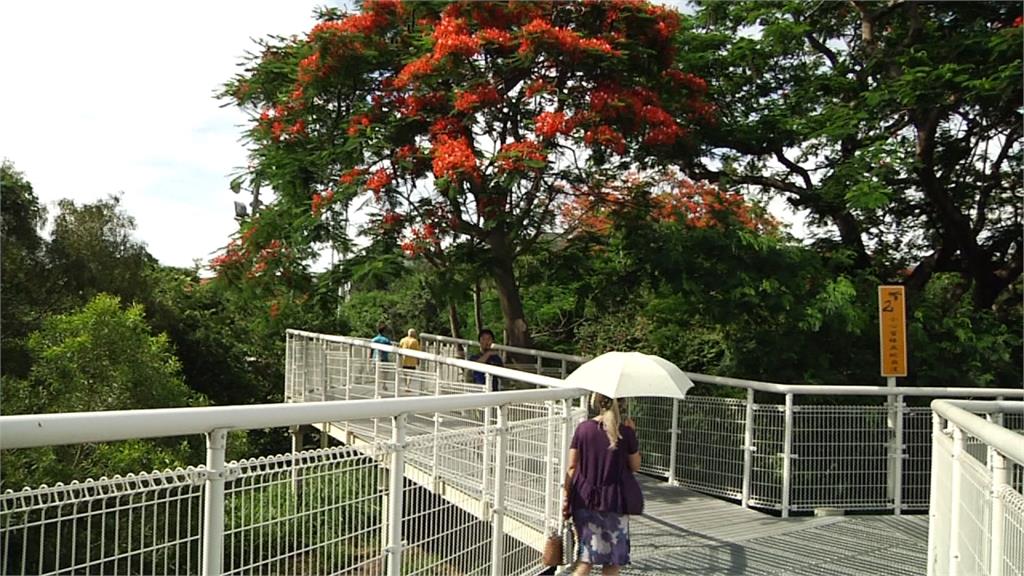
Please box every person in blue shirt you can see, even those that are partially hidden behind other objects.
[469,328,503,391]
[370,323,392,362]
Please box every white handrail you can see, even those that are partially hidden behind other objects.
[931,399,1024,464]
[416,332,1024,398]
[420,332,589,363]
[0,388,585,450]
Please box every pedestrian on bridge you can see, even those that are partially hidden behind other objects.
[562,393,642,575]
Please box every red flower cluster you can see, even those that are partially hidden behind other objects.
[340,167,367,185]
[430,117,467,139]
[584,126,626,154]
[297,52,322,84]
[454,85,500,113]
[348,114,372,136]
[476,27,513,46]
[534,111,567,139]
[664,70,708,93]
[398,92,447,118]
[432,135,478,180]
[496,141,547,172]
[395,55,435,89]
[366,169,392,194]
[1014,15,1023,27]
[525,80,552,98]
[433,10,480,60]
[522,18,619,56]
[382,211,402,227]
[308,12,386,41]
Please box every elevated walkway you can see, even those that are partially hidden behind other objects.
[316,381,929,575]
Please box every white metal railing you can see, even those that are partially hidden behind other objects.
[418,332,1024,517]
[927,400,1024,576]
[0,335,588,576]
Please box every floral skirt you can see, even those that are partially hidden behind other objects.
[573,508,631,566]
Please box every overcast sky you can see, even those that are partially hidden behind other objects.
[1,1,332,268]
[2,0,793,270]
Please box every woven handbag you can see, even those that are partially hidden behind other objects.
[541,531,563,567]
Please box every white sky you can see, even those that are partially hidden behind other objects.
[0,1,329,268]
[1,0,801,269]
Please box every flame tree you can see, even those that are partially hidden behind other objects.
[220,0,713,346]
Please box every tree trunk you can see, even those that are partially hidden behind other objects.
[448,301,462,340]
[487,235,531,349]
[472,279,484,338]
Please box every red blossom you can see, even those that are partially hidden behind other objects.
[271,121,285,141]
[382,211,402,226]
[525,80,552,98]
[289,119,306,136]
[366,168,392,193]
[584,126,626,154]
[311,192,323,215]
[454,85,500,112]
[348,114,372,136]
[432,135,477,180]
[476,27,513,46]
[269,301,280,318]
[429,117,466,138]
[1014,15,1023,27]
[534,111,567,139]
[497,141,547,172]
[433,11,480,60]
[395,54,435,89]
[297,52,321,84]
[340,167,367,185]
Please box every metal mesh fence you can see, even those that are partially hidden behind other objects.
[1,469,205,576]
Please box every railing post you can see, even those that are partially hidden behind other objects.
[989,446,1010,576]
[543,401,556,533]
[667,399,680,485]
[202,428,228,576]
[373,361,382,438]
[948,425,964,576]
[490,405,509,576]
[535,356,543,375]
[432,364,442,489]
[927,413,943,576]
[481,399,493,513]
[284,332,292,401]
[291,425,305,504]
[781,393,794,518]
[394,361,401,398]
[893,394,904,515]
[741,389,755,508]
[386,414,406,576]
[560,359,567,379]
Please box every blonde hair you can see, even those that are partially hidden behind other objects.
[591,393,621,450]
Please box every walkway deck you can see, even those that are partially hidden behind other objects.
[618,476,928,575]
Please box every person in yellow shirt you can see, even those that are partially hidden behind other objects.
[398,329,420,370]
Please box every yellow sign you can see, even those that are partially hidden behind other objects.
[878,286,908,377]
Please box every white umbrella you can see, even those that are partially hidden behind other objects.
[562,351,694,399]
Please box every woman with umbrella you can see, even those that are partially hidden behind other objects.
[562,392,640,575]
[559,352,693,575]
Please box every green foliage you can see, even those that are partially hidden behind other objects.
[0,162,48,378]
[1,294,205,490]
[681,1,1023,308]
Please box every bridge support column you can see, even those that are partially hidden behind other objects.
[490,405,509,576]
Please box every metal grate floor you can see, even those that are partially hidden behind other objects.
[604,477,928,575]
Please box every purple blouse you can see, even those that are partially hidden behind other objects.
[569,419,640,514]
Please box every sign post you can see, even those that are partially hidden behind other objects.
[879,285,908,513]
